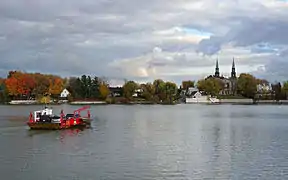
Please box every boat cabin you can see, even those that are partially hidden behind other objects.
[33,107,61,123]
[34,107,53,121]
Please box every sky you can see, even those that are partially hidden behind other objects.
[0,0,288,86]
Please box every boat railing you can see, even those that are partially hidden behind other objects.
[73,105,91,119]
[29,112,33,123]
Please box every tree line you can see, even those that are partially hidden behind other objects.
[0,71,111,103]
[0,70,288,104]
[0,71,66,102]
[195,73,288,100]
[121,79,178,104]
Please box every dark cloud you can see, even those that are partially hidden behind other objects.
[0,0,287,82]
[196,37,222,55]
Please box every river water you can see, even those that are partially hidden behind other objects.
[0,104,288,180]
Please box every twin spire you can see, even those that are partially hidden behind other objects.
[214,58,236,78]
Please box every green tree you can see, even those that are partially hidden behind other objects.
[80,75,88,98]
[90,76,100,98]
[164,81,177,103]
[271,82,283,100]
[153,79,166,102]
[140,83,155,101]
[237,73,257,98]
[67,77,82,99]
[87,75,92,98]
[282,81,288,99]
[197,78,222,96]
[0,81,10,103]
[123,81,138,100]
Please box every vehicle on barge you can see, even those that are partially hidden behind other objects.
[27,105,92,130]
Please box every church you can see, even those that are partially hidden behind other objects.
[205,58,237,95]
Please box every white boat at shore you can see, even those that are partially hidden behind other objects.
[184,87,219,104]
[9,100,37,104]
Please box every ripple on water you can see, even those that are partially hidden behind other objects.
[1,105,288,179]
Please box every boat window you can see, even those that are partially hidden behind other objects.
[66,114,74,118]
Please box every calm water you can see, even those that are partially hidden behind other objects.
[0,104,288,180]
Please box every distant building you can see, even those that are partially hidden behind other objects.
[205,58,237,95]
[257,84,272,93]
[60,88,70,98]
[133,88,143,97]
[109,87,123,97]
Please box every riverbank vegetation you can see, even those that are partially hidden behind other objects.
[1,70,288,104]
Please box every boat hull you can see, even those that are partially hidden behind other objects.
[27,119,92,130]
[27,105,92,130]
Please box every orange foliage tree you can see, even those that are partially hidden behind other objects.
[5,76,18,96]
[4,71,65,100]
[5,71,35,98]
[49,77,64,98]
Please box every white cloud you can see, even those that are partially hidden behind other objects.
[109,45,273,83]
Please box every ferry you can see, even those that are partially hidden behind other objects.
[27,105,92,130]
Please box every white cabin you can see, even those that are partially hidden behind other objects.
[60,88,70,98]
[34,107,53,121]
[32,107,61,123]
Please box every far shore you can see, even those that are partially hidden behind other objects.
[3,99,288,105]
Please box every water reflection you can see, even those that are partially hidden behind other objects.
[26,129,54,137]
[1,104,288,179]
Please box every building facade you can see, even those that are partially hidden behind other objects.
[60,88,70,98]
[205,58,237,95]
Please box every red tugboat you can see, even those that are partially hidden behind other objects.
[27,105,92,130]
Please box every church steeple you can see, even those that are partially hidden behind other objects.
[215,59,220,77]
[231,57,236,78]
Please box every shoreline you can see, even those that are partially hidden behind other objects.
[2,100,288,105]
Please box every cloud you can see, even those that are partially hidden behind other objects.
[0,0,287,84]
[110,45,272,83]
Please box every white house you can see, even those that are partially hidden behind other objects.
[60,88,70,98]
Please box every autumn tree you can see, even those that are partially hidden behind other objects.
[49,77,64,98]
[256,79,269,86]
[5,71,35,99]
[32,73,50,97]
[182,80,195,90]
[237,73,257,98]
[99,82,110,100]
[5,76,18,97]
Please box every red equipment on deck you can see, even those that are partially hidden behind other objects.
[73,105,91,118]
